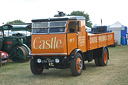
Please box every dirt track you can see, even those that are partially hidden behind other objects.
[0,46,128,85]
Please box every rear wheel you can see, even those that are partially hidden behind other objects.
[70,53,83,76]
[94,58,100,66]
[94,48,102,66]
[94,47,109,66]
[9,46,29,62]
[99,47,109,66]
[30,58,44,75]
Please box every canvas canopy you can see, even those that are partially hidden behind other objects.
[1,24,31,31]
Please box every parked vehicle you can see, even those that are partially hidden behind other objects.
[29,12,114,76]
[0,24,31,62]
[0,51,9,64]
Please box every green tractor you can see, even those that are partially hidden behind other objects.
[0,23,31,62]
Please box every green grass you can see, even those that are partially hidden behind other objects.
[0,46,128,85]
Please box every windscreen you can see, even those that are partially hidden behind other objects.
[32,21,67,34]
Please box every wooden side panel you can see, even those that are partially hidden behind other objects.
[87,32,114,50]
[88,35,98,50]
[98,34,107,47]
[107,33,114,45]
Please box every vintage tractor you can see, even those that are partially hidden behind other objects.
[0,27,9,65]
[0,24,31,62]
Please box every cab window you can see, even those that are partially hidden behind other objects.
[32,21,67,34]
[68,22,77,33]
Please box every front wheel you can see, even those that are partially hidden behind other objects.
[70,53,83,76]
[30,58,44,75]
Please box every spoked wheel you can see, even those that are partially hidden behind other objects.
[9,46,29,62]
[94,47,109,66]
[30,58,44,75]
[70,53,83,76]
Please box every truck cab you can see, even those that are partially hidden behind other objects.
[31,16,87,56]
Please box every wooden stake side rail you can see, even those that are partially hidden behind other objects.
[87,32,114,50]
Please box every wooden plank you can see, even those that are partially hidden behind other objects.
[88,35,98,50]
[107,33,114,45]
[98,34,107,47]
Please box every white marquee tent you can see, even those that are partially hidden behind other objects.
[108,21,127,45]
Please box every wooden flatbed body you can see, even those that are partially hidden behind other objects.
[87,32,114,50]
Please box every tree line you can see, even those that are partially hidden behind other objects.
[7,11,92,27]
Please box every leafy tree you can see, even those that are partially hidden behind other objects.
[68,11,92,27]
[7,20,25,24]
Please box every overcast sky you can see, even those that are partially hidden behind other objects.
[0,0,128,27]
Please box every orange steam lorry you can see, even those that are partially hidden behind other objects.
[29,14,114,76]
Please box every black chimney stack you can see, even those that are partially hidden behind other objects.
[54,11,65,17]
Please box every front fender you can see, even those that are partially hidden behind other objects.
[70,49,83,59]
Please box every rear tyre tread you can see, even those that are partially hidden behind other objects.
[94,47,109,66]
[99,48,108,66]
[94,58,100,66]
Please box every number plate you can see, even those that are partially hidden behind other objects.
[42,60,54,63]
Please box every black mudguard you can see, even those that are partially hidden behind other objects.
[70,49,83,59]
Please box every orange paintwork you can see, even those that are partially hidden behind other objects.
[88,35,98,50]
[76,57,82,72]
[66,20,87,55]
[67,33,77,55]
[67,20,77,55]
[104,51,107,63]
[77,20,87,52]
[31,19,114,56]
[87,32,114,50]
[31,34,67,55]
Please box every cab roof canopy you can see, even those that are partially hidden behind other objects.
[2,23,31,31]
[32,16,85,22]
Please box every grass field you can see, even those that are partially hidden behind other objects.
[0,46,128,85]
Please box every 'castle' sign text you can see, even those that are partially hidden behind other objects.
[33,37,62,49]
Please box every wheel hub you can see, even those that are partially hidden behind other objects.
[76,58,83,72]
[104,51,107,63]
[78,60,82,69]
